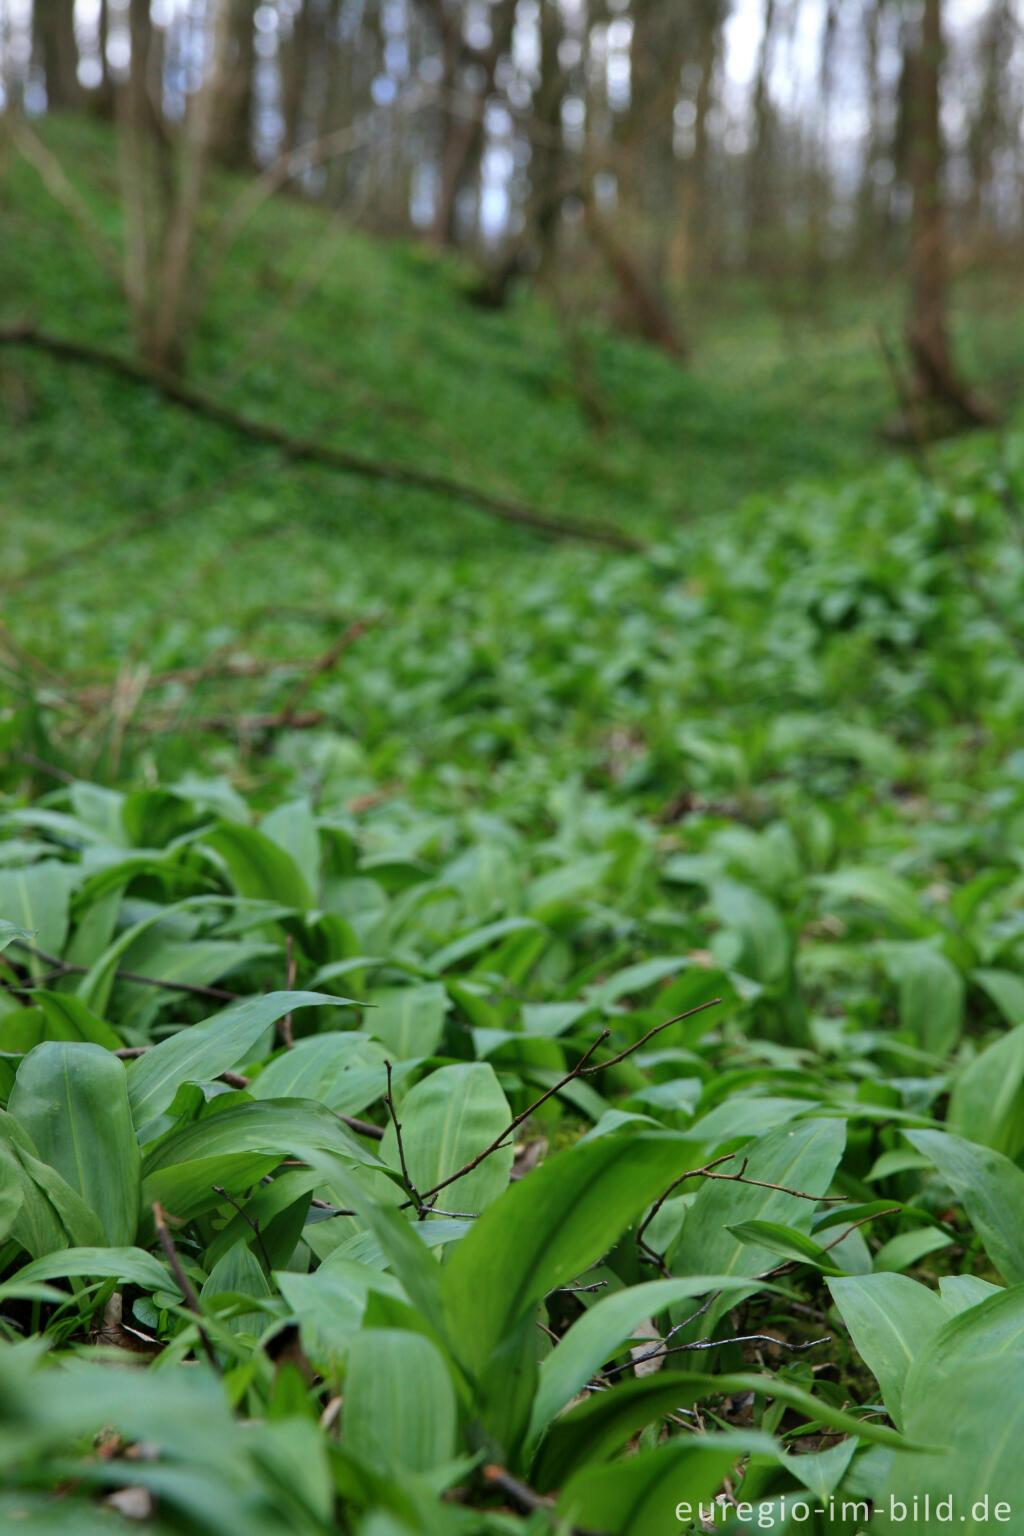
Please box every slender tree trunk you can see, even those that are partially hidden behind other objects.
[429,0,516,247]
[212,0,256,169]
[120,0,157,358]
[149,0,230,370]
[526,0,564,275]
[34,0,79,110]
[93,0,116,117]
[686,0,720,277]
[855,0,884,264]
[582,195,685,359]
[429,13,465,245]
[905,0,993,426]
[747,0,777,265]
[282,0,314,153]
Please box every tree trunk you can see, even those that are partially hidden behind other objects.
[282,0,314,154]
[526,0,565,275]
[34,0,80,111]
[149,0,231,370]
[93,0,117,117]
[212,0,257,169]
[905,0,992,426]
[685,0,721,277]
[120,0,157,359]
[746,0,777,265]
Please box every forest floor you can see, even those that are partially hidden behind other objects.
[3,119,1024,1536]
[4,118,1024,716]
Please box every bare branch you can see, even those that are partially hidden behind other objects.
[11,940,240,1002]
[152,1201,218,1370]
[0,322,641,552]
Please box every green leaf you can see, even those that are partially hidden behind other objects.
[558,1433,774,1536]
[260,800,321,897]
[379,1062,512,1215]
[203,822,313,910]
[828,1274,950,1429]
[879,942,964,1056]
[15,1245,181,1295]
[906,1128,1024,1283]
[442,1133,696,1384]
[342,1329,458,1473]
[249,1031,387,1117]
[0,862,74,959]
[873,1226,953,1272]
[0,1144,24,1245]
[878,1286,1024,1533]
[816,867,935,937]
[671,1118,846,1280]
[727,1218,844,1274]
[9,1042,140,1245]
[304,1151,448,1340]
[142,1100,378,1219]
[0,919,33,954]
[75,895,236,1015]
[6,1141,108,1253]
[113,939,277,1034]
[201,1241,272,1334]
[32,992,122,1049]
[710,881,790,985]
[127,990,354,1126]
[534,1370,913,1489]
[277,1264,404,1371]
[948,1025,1024,1158]
[528,1274,786,1442]
[426,917,542,974]
[972,967,1024,1027]
[369,984,448,1059]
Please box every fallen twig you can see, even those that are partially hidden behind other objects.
[135,707,327,736]
[636,1150,847,1276]
[0,321,643,552]
[9,940,241,1002]
[402,998,723,1210]
[211,1184,274,1273]
[152,1201,218,1370]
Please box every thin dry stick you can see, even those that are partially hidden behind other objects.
[577,998,723,1075]
[817,1206,900,1255]
[109,618,377,739]
[636,1151,847,1275]
[10,940,240,1002]
[275,618,378,721]
[70,644,359,705]
[211,1184,274,1273]
[481,1467,602,1536]
[384,1060,427,1217]
[599,1329,831,1382]
[152,1201,218,1370]
[278,935,297,1050]
[402,1028,611,1209]
[404,998,724,1210]
[137,707,327,737]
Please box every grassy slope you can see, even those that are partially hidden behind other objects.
[2,122,1018,589]
[1,117,1022,805]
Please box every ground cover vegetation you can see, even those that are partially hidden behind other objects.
[4,129,1024,1536]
